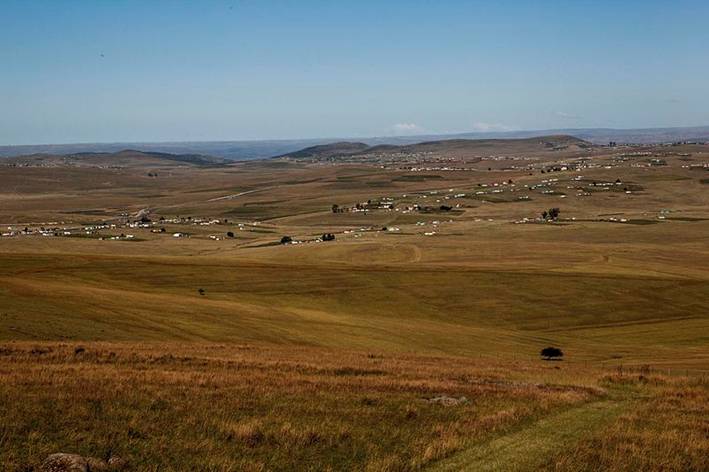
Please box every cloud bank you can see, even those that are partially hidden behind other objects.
[470,122,514,132]
[392,123,424,135]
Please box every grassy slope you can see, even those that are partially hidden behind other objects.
[0,343,704,471]
[0,343,599,471]
[0,246,706,368]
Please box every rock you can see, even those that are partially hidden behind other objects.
[41,453,126,472]
[41,454,88,472]
[427,395,468,406]
[107,456,128,469]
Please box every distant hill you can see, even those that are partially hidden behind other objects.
[0,140,332,161]
[278,135,591,160]
[1,126,707,160]
[2,149,227,167]
[440,126,709,146]
[278,142,369,159]
[368,135,590,154]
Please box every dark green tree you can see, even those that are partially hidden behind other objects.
[540,347,563,360]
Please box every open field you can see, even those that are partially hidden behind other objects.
[1,138,707,469]
[0,342,706,471]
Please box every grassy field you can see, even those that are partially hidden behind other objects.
[0,342,706,471]
[0,141,707,469]
[1,229,706,368]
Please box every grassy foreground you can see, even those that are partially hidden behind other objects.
[0,342,706,471]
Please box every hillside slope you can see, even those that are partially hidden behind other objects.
[2,149,227,168]
[278,135,592,160]
[276,141,369,159]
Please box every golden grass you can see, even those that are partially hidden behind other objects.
[0,343,705,471]
[550,372,709,471]
[0,248,706,370]
[1,342,602,471]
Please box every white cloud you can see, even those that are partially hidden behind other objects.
[470,122,514,132]
[392,123,424,135]
[555,111,581,120]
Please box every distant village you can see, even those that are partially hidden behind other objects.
[2,147,706,243]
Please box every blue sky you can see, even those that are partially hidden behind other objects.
[1,0,708,144]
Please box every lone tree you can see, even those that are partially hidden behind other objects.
[226,231,235,238]
[542,207,561,221]
[280,235,293,245]
[540,346,564,360]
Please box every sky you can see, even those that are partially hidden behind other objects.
[2,0,708,145]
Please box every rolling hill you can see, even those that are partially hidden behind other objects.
[276,141,370,159]
[277,135,592,160]
[2,149,227,168]
[3,126,706,161]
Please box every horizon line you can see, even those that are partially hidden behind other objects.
[3,124,709,148]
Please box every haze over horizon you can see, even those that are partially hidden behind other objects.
[2,0,708,146]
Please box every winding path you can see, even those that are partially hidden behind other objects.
[430,399,629,471]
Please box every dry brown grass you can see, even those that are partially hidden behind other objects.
[1,343,705,471]
[0,342,601,471]
[550,373,709,471]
